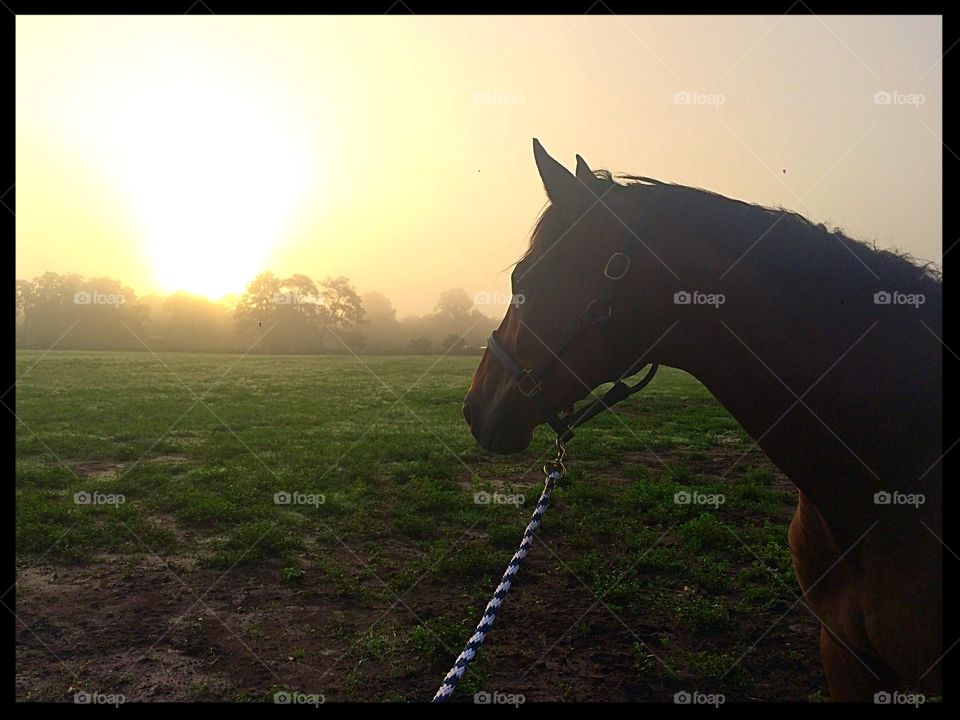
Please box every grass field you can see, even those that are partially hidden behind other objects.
[15,351,826,702]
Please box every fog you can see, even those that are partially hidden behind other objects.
[16,16,941,320]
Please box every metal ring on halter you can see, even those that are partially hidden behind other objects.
[543,460,565,479]
[543,437,566,479]
[603,252,631,280]
[585,298,613,322]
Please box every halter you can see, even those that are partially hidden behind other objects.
[487,248,659,443]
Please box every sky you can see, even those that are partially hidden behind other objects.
[16,15,942,317]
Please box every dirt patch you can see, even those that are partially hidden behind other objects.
[71,460,130,479]
[625,445,793,485]
[148,455,192,465]
[19,452,821,702]
[16,539,825,702]
[455,469,543,494]
[71,455,194,480]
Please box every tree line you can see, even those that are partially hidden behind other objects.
[15,271,500,354]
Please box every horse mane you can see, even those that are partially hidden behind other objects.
[524,170,942,300]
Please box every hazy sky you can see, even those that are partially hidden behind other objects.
[16,15,942,316]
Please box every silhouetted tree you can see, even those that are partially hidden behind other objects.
[16,279,33,318]
[360,291,405,350]
[442,332,465,353]
[281,274,320,314]
[319,276,365,350]
[361,291,397,323]
[17,272,148,349]
[234,271,323,353]
[408,336,431,353]
[320,276,365,326]
[435,288,474,321]
[161,293,234,351]
[16,271,500,355]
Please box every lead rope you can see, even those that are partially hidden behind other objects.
[432,438,567,703]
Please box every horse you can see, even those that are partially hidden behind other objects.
[462,139,942,701]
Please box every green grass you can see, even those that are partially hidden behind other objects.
[15,350,812,700]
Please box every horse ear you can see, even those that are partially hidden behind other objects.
[575,154,594,183]
[575,154,602,196]
[533,138,582,206]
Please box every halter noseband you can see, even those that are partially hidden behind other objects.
[486,249,659,443]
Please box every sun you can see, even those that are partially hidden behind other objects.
[117,76,309,300]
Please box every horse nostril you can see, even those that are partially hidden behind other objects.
[462,399,473,426]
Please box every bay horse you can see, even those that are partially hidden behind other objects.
[463,139,942,701]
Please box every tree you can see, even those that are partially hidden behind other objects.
[416,287,495,350]
[361,291,397,324]
[280,274,319,314]
[16,279,34,319]
[435,288,474,321]
[233,271,283,329]
[320,276,365,327]
[408,336,431,353]
[17,272,148,350]
[233,271,322,353]
[161,292,233,351]
[318,276,365,350]
[442,332,465,354]
[360,291,405,351]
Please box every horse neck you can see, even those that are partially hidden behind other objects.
[633,204,941,541]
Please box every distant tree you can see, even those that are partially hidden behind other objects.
[16,273,81,346]
[435,288,474,321]
[234,271,322,353]
[17,272,148,350]
[280,274,320,314]
[360,291,405,351]
[16,279,34,319]
[83,276,150,346]
[320,276,365,327]
[442,332,464,353]
[233,271,283,329]
[415,287,496,349]
[361,291,397,323]
[408,336,431,353]
[161,292,233,351]
[319,276,365,350]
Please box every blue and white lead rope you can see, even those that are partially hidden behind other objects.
[432,470,560,702]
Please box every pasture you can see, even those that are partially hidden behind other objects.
[15,351,825,702]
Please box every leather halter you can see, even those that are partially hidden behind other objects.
[487,250,659,443]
